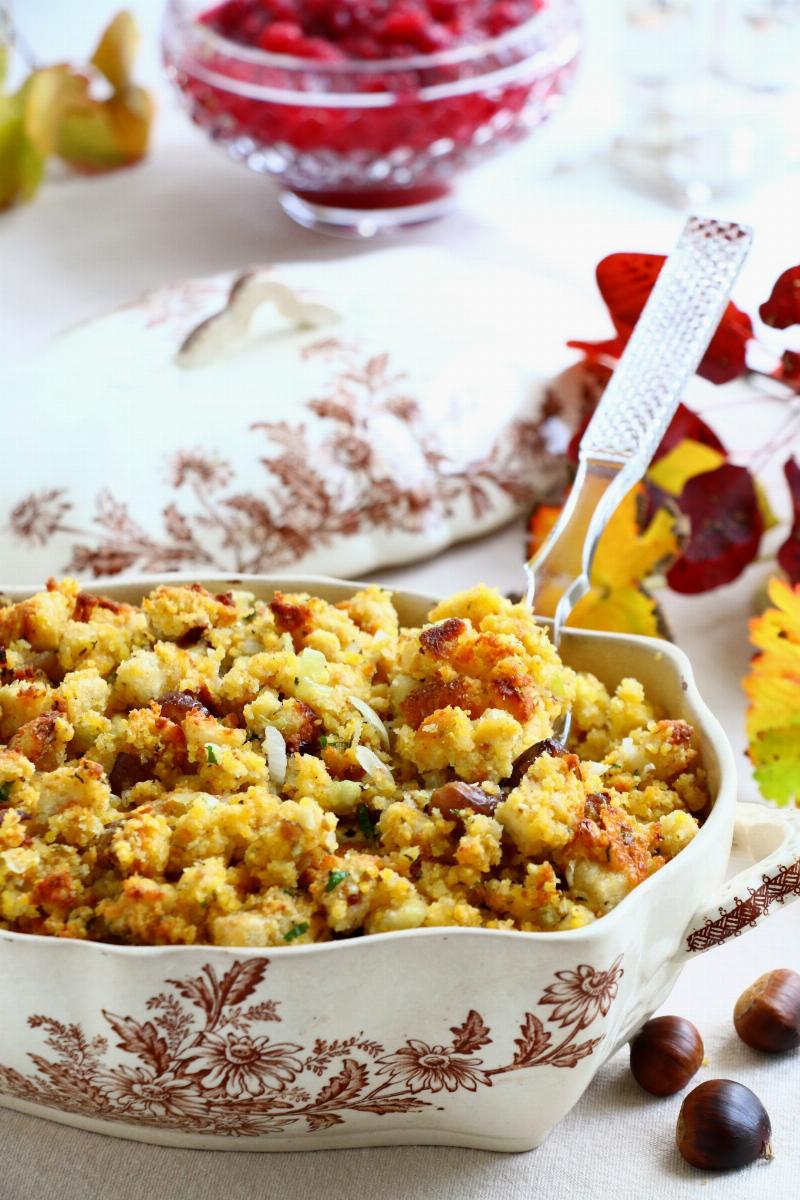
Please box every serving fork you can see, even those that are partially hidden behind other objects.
[525,215,753,743]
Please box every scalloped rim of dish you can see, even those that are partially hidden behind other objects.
[0,572,736,956]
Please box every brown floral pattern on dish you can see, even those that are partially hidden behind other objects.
[686,859,800,953]
[122,278,223,331]
[8,342,570,578]
[0,955,623,1137]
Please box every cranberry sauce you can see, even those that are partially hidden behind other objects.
[168,0,575,214]
[202,0,546,62]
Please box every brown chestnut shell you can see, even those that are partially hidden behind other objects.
[502,738,568,790]
[429,781,498,819]
[629,1015,704,1096]
[734,968,800,1053]
[677,1079,772,1171]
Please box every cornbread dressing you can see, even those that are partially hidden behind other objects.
[0,580,708,946]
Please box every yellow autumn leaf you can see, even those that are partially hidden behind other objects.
[743,577,800,807]
[647,438,726,496]
[526,485,680,638]
[589,486,678,591]
[568,583,665,637]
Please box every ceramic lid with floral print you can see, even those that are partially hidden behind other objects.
[3,248,584,585]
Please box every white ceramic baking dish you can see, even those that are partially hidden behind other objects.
[0,575,798,1153]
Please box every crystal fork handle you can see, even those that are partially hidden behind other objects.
[526,215,753,648]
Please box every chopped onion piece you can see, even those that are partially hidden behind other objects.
[349,696,389,747]
[297,680,334,702]
[1,851,26,874]
[264,725,287,788]
[586,762,610,776]
[297,646,328,683]
[239,637,263,656]
[354,745,393,786]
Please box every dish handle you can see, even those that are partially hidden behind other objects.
[680,802,800,956]
[176,270,339,368]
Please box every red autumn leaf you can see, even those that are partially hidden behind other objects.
[775,349,800,388]
[566,253,663,362]
[777,457,800,585]
[644,407,726,528]
[759,265,800,330]
[568,253,753,385]
[640,479,674,530]
[700,303,754,385]
[564,334,628,362]
[651,402,727,461]
[667,463,763,593]
[593,253,666,334]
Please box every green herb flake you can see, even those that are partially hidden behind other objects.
[0,782,10,804]
[357,803,377,842]
[205,744,220,765]
[325,869,348,893]
[319,735,328,749]
[244,609,257,622]
[284,922,309,943]
[294,676,299,686]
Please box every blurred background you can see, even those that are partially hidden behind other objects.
[4,0,800,365]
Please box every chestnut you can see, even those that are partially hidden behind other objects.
[629,1015,704,1096]
[502,738,567,790]
[734,968,800,1053]
[429,781,498,819]
[677,1079,773,1170]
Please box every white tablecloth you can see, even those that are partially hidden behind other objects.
[2,2,799,1197]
